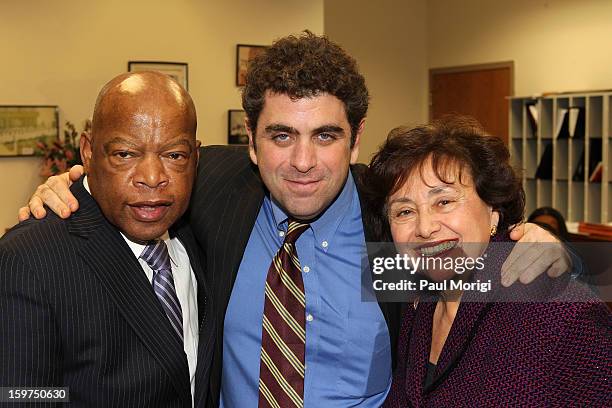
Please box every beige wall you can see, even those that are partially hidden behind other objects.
[4,0,612,232]
[0,0,323,233]
[428,0,612,96]
[325,0,612,164]
[324,0,429,164]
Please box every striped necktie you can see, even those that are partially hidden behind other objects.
[140,240,184,342]
[258,220,310,408]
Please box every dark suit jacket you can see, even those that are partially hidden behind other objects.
[383,238,611,407]
[0,179,215,407]
[187,145,402,405]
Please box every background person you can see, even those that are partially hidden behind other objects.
[366,116,610,407]
[528,206,569,241]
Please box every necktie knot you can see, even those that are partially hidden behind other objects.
[284,220,309,245]
[140,240,171,272]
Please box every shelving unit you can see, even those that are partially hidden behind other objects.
[509,92,611,225]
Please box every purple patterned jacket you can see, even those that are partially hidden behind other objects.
[384,238,611,407]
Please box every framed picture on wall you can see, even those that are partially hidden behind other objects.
[0,105,59,157]
[228,109,249,145]
[236,44,268,86]
[128,61,189,90]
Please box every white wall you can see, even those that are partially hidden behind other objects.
[324,0,429,164]
[0,0,323,233]
[428,0,612,96]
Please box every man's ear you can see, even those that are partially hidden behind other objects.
[246,118,258,165]
[80,133,93,173]
[349,119,365,164]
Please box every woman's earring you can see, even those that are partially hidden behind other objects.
[490,225,497,237]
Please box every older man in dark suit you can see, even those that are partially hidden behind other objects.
[0,71,214,407]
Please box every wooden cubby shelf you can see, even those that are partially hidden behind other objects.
[509,92,611,225]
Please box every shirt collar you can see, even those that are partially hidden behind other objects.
[121,231,176,265]
[83,175,177,266]
[83,174,91,194]
[269,171,356,246]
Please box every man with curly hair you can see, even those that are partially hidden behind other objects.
[22,31,569,407]
[220,32,393,407]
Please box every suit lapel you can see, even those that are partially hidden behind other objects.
[426,302,490,393]
[173,220,215,407]
[400,300,490,402]
[173,219,209,334]
[406,301,436,406]
[191,147,266,404]
[221,161,265,298]
[426,237,514,392]
[68,179,192,406]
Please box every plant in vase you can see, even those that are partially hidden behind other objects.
[37,120,90,177]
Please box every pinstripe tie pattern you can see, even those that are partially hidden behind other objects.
[140,241,184,342]
[258,220,310,408]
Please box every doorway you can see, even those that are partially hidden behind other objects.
[429,61,514,145]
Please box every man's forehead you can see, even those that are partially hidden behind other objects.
[100,132,195,147]
[264,91,345,107]
[260,92,349,126]
[96,105,189,129]
[93,107,196,143]
[96,91,194,130]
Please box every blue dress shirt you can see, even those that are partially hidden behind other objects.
[220,173,391,407]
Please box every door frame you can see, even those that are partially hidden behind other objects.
[428,61,515,120]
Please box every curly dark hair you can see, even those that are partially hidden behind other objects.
[365,115,525,241]
[242,30,369,147]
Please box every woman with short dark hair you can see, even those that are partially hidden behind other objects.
[366,116,610,407]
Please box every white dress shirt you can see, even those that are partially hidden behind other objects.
[83,176,199,405]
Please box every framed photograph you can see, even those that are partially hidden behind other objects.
[0,105,59,157]
[236,44,268,86]
[228,110,249,145]
[128,61,189,90]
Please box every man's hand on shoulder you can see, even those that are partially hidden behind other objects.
[501,222,571,286]
[18,165,84,222]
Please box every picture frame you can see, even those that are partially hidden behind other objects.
[236,44,268,86]
[128,61,189,90]
[0,105,59,157]
[228,109,249,145]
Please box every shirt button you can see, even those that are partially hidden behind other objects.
[321,241,328,248]
[279,231,285,237]
[303,266,310,273]
[306,314,313,322]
